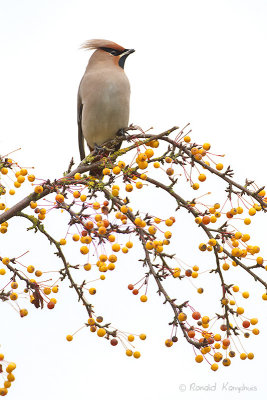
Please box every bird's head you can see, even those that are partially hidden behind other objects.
[81,39,135,69]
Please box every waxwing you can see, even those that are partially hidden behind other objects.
[77,39,135,160]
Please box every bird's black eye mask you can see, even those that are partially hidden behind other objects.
[99,47,124,56]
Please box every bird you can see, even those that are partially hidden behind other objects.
[77,39,135,164]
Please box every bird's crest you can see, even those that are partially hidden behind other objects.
[81,39,125,52]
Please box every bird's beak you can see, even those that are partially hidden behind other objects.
[123,48,135,56]
[118,48,135,69]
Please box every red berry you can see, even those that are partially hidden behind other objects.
[128,284,134,290]
[192,311,201,320]
[47,301,55,309]
[242,320,250,328]
[222,338,230,347]
[188,330,195,338]
[110,339,118,346]
[132,289,139,295]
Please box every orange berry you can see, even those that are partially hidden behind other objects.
[97,328,106,337]
[202,216,210,225]
[140,295,147,302]
[112,166,121,175]
[203,143,211,150]
[34,185,43,194]
[198,174,206,182]
[216,163,223,171]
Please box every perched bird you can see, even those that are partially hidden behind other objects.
[77,39,135,162]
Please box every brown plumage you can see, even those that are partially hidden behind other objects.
[77,39,135,165]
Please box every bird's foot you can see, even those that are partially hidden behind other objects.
[116,128,128,138]
[92,143,108,155]
[116,125,145,143]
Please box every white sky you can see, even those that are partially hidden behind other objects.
[1,0,267,399]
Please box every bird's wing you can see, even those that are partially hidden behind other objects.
[77,87,85,161]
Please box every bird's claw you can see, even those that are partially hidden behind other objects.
[116,128,128,138]
[92,143,107,155]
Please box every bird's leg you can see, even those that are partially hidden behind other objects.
[92,143,108,155]
[116,127,128,138]
[116,124,144,141]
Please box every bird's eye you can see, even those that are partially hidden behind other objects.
[110,50,118,56]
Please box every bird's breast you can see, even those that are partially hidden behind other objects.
[80,69,131,147]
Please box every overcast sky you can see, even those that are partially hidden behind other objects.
[1,1,267,399]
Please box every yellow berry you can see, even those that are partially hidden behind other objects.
[203,143,211,150]
[256,257,263,265]
[139,333,146,340]
[34,185,43,194]
[208,238,217,246]
[184,136,191,143]
[97,328,106,337]
[89,288,96,295]
[1,257,10,266]
[128,334,135,342]
[211,363,218,371]
[72,234,80,241]
[27,265,35,273]
[165,339,173,347]
[195,355,204,363]
[10,292,18,301]
[248,208,256,216]
[112,243,120,252]
[112,166,121,175]
[250,318,258,325]
[28,174,35,182]
[192,183,200,190]
[178,312,187,322]
[80,246,89,255]
[7,373,15,382]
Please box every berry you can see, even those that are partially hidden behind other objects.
[97,328,106,337]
